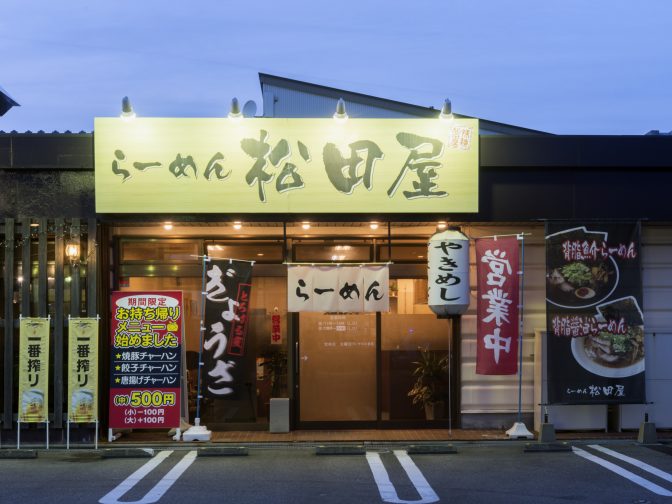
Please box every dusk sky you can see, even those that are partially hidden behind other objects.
[1,1,670,135]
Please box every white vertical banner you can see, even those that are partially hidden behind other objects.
[337,267,363,312]
[363,266,389,312]
[313,266,340,312]
[288,266,314,312]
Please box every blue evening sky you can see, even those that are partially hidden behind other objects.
[1,0,670,134]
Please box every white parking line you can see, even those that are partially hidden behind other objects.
[99,450,198,504]
[588,444,672,483]
[572,446,672,497]
[366,450,439,504]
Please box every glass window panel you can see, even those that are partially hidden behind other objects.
[299,313,376,421]
[119,276,288,427]
[382,279,452,421]
[121,240,200,262]
[378,242,428,263]
[207,242,283,263]
[294,243,371,263]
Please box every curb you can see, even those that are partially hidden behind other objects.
[0,449,37,459]
[315,445,366,455]
[101,448,154,459]
[523,442,572,453]
[197,447,248,457]
[407,444,457,454]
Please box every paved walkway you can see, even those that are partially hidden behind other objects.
[107,428,672,445]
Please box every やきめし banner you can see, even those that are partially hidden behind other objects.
[94,117,478,214]
[476,237,520,375]
[68,318,99,423]
[18,317,50,423]
[545,223,644,404]
[109,291,183,429]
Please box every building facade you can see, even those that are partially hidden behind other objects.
[1,74,672,442]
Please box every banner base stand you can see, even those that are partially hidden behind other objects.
[182,418,211,442]
[638,421,657,444]
[506,422,534,439]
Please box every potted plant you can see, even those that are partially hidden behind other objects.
[407,346,449,420]
[261,350,288,398]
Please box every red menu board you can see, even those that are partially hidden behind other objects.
[109,291,182,429]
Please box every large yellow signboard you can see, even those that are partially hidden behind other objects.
[94,117,478,213]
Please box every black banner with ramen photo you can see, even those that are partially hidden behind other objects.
[545,222,644,404]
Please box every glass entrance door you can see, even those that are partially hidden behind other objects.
[298,313,376,421]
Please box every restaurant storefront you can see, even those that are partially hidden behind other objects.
[2,111,672,443]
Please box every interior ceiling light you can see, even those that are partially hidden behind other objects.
[233,221,242,230]
[333,98,348,123]
[439,98,453,122]
[120,96,136,121]
[228,97,243,121]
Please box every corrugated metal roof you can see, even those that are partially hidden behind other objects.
[259,73,551,135]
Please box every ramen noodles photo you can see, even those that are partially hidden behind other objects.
[583,325,644,368]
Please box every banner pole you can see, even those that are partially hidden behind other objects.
[506,233,534,439]
[196,254,207,423]
[182,254,212,441]
[517,234,525,424]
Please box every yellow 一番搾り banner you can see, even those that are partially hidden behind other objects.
[94,117,478,214]
[18,318,50,423]
[68,318,99,423]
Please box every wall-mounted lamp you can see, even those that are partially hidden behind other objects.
[65,240,81,266]
[333,98,348,123]
[369,222,379,230]
[437,221,448,230]
[439,98,453,122]
[228,97,243,121]
[120,96,136,121]
[163,222,173,231]
[301,222,311,230]
[233,221,242,230]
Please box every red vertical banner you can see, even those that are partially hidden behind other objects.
[108,291,183,429]
[476,237,520,375]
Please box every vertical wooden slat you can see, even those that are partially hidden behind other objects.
[20,218,31,317]
[53,219,65,428]
[3,218,15,428]
[87,219,97,317]
[70,218,81,317]
[38,218,48,318]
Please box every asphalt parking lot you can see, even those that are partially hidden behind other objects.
[2,441,672,503]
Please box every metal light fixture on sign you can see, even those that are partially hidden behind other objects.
[120,96,136,121]
[228,97,243,121]
[439,98,453,122]
[333,98,348,123]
